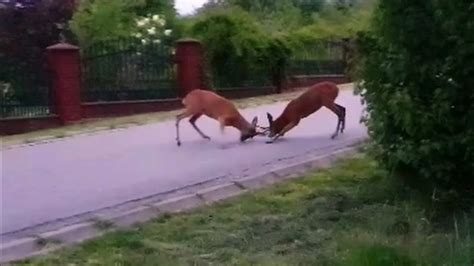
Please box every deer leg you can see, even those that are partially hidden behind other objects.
[325,103,343,139]
[176,111,192,146]
[266,120,299,144]
[218,117,228,135]
[189,114,211,140]
[335,103,346,133]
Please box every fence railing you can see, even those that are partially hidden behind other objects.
[0,63,53,118]
[208,59,273,91]
[81,38,177,102]
[288,40,346,77]
[288,59,345,76]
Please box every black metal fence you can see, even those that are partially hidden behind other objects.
[0,62,53,118]
[204,49,274,92]
[288,40,346,77]
[82,38,177,102]
[210,62,273,91]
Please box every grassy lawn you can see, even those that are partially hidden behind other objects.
[1,83,354,149]
[16,154,473,266]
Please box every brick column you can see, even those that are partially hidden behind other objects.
[175,38,204,97]
[47,43,82,124]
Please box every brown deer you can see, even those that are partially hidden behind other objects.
[265,81,346,143]
[175,89,262,146]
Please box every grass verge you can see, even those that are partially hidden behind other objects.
[15,154,473,265]
[1,84,354,149]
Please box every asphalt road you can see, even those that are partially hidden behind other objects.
[1,89,367,238]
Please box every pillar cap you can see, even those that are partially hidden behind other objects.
[47,43,79,51]
[175,38,201,44]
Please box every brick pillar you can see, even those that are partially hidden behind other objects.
[47,43,82,124]
[175,38,204,97]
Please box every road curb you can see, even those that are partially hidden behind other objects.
[197,183,247,203]
[0,140,364,264]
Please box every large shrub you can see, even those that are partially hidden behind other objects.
[0,0,74,66]
[189,9,291,88]
[357,1,474,206]
[70,0,138,46]
[70,0,178,47]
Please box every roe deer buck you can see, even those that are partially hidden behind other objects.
[175,89,262,146]
[265,81,346,143]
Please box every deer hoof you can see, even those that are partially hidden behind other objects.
[266,140,274,144]
[204,136,211,140]
[177,141,181,146]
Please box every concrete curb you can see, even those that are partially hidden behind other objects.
[0,141,364,264]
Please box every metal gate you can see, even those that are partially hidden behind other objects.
[81,38,177,102]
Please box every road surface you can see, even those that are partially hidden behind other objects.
[1,89,367,239]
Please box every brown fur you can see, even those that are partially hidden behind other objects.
[176,89,259,146]
[266,82,346,142]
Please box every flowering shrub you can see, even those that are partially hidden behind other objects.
[133,14,172,45]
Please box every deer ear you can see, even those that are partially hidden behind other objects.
[266,113,273,124]
[251,116,258,126]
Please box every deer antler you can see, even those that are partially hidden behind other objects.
[256,125,270,136]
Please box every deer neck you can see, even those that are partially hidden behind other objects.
[273,115,290,135]
[230,114,251,133]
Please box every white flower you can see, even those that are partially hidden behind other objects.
[134,33,142,38]
[153,39,161,44]
[147,27,156,35]
[141,39,147,44]
[143,18,150,24]
[164,29,172,36]
[152,15,160,21]
[1,82,10,95]
[136,19,146,27]
[158,18,166,26]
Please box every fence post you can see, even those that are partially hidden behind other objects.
[341,38,353,81]
[175,38,204,98]
[47,43,82,124]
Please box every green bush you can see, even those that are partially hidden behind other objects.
[189,8,291,89]
[341,245,415,266]
[70,0,138,46]
[357,1,474,207]
[70,0,178,47]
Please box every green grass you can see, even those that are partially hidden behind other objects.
[15,155,473,266]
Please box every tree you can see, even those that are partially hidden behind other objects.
[69,0,178,47]
[0,0,74,66]
[69,0,138,46]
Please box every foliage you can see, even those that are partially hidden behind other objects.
[70,0,178,47]
[226,0,325,15]
[286,3,372,46]
[0,0,74,66]
[69,0,138,46]
[132,14,173,45]
[357,1,474,207]
[189,9,291,88]
[132,0,175,18]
